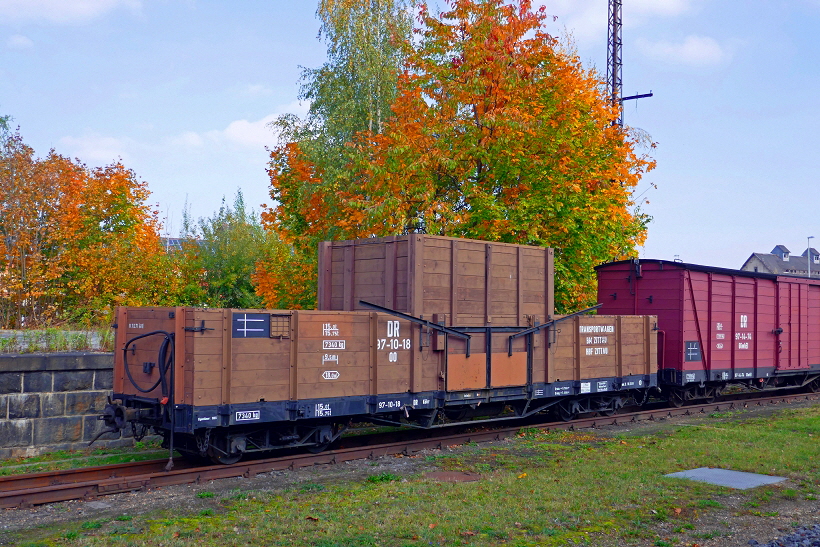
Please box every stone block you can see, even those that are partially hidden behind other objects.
[83,414,119,442]
[0,372,22,394]
[0,352,114,372]
[65,391,108,415]
[23,371,52,392]
[52,370,94,391]
[0,395,7,419]
[8,393,41,419]
[34,416,84,444]
[41,393,66,417]
[94,369,114,390]
[0,419,33,447]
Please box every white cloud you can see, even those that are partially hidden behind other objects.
[6,34,33,49]
[170,101,310,151]
[59,134,131,165]
[637,35,730,66]
[168,131,204,148]
[0,0,140,24]
[243,84,273,97]
[217,114,281,148]
[540,0,607,45]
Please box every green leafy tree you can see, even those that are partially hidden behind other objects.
[179,190,272,309]
[255,0,412,309]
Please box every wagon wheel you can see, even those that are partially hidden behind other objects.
[702,387,718,404]
[807,378,820,393]
[306,423,344,454]
[599,407,617,417]
[206,431,243,465]
[668,389,685,408]
[556,401,578,422]
[208,447,242,465]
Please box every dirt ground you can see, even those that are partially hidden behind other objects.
[1,398,818,547]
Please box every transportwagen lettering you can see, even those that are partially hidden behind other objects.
[579,325,615,333]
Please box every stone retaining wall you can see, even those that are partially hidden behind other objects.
[0,352,133,459]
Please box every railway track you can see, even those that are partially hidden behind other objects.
[2,391,817,509]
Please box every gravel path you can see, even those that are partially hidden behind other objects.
[750,525,820,547]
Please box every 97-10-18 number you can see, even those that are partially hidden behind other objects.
[377,338,411,350]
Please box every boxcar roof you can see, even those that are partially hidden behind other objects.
[595,258,783,281]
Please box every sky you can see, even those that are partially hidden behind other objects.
[2,0,819,269]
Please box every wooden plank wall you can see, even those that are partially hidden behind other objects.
[318,235,554,328]
[187,309,226,406]
[545,315,656,383]
[115,307,176,399]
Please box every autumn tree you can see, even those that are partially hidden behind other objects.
[261,0,655,311]
[0,125,60,327]
[255,0,412,309]
[0,124,178,327]
[50,159,179,323]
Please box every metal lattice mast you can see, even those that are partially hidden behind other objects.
[606,0,623,126]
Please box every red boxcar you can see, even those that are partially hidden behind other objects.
[596,259,820,401]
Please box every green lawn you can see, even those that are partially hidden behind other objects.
[7,405,820,547]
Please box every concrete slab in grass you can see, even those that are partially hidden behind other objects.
[665,467,787,490]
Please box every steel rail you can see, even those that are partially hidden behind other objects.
[1,392,818,509]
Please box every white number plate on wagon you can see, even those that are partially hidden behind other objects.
[235,410,260,422]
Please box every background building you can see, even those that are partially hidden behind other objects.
[741,245,820,277]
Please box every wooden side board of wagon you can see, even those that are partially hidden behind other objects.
[317,234,555,328]
[596,259,820,405]
[106,305,659,461]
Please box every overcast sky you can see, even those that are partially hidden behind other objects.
[2,0,819,269]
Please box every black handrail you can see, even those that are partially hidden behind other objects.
[358,300,472,356]
[507,304,602,356]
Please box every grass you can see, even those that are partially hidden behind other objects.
[4,404,820,547]
[0,325,114,353]
[0,439,167,475]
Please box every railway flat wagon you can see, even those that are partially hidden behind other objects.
[596,259,820,404]
[106,305,657,463]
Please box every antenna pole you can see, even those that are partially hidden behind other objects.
[606,0,623,125]
[607,0,652,126]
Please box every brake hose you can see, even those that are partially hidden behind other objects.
[122,330,174,396]
[122,329,178,470]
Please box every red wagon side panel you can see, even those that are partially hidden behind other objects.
[597,260,820,388]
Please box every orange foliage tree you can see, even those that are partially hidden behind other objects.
[259,0,655,311]
[0,124,179,327]
[255,0,411,309]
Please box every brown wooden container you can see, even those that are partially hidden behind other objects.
[114,308,656,405]
[541,314,657,384]
[317,235,554,327]
[442,314,657,391]
[114,307,447,405]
